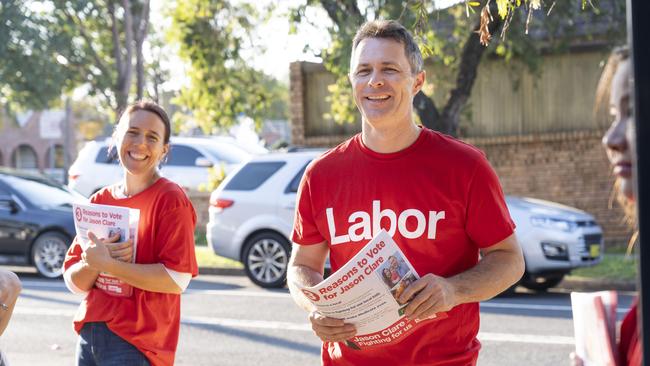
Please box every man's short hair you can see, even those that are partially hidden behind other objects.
[351,20,424,74]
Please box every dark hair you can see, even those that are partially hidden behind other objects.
[351,20,423,74]
[117,100,172,144]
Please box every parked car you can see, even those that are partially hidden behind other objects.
[0,168,82,278]
[68,137,255,197]
[207,151,604,289]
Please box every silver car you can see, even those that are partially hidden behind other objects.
[207,151,603,289]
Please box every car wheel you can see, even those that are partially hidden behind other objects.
[243,232,290,288]
[520,274,565,292]
[31,232,69,278]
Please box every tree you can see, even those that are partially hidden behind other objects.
[168,0,282,133]
[0,1,77,111]
[0,0,152,116]
[291,0,626,137]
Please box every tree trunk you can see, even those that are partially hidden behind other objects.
[134,0,150,100]
[114,0,134,115]
[439,3,503,137]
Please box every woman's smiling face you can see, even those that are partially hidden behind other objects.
[114,109,169,178]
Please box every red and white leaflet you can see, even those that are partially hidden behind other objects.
[72,202,140,297]
[296,230,446,350]
[571,291,618,366]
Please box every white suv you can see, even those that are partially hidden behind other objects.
[207,151,604,289]
[68,137,256,197]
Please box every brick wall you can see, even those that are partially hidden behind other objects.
[465,131,633,247]
[188,191,210,235]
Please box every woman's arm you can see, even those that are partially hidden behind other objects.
[82,232,182,294]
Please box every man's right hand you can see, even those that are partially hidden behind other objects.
[309,311,357,343]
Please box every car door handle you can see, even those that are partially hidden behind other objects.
[283,203,295,209]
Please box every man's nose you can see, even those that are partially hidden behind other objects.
[368,71,384,88]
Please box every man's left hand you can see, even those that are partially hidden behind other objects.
[398,273,456,320]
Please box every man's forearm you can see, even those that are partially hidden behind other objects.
[287,264,324,312]
[448,248,524,305]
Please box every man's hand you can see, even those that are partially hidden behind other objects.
[308,311,357,343]
[398,273,457,320]
[81,232,120,272]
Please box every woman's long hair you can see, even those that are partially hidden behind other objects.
[596,47,638,253]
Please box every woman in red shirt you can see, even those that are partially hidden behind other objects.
[63,101,198,366]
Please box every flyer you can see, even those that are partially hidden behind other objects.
[570,291,618,366]
[297,230,445,349]
[72,202,140,297]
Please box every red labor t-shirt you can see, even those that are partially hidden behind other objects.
[63,178,198,366]
[292,128,515,366]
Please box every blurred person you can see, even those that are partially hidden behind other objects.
[0,269,21,365]
[63,101,198,366]
[571,47,641,366]
[287,19,524,365]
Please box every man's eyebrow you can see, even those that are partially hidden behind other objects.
[355,61,400,68]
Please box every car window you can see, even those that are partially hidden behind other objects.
[167,145,204,167]
[225,162,285,191]
[95,146,119,164]
[1,175,76,208]
[201,143,250,164]
[285,161,311,194]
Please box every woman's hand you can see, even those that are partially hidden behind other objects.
[106,239,134,263]
[569,352,584,366]
[81,232,120,272]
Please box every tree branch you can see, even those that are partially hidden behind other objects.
[441,2,503,136]
[414,91,440,130]
[61,6,111,79]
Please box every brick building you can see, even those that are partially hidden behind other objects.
[0,109,77,182]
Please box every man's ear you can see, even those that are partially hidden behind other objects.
[412,70,426,94]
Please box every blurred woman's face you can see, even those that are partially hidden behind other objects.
[602,59,635,201]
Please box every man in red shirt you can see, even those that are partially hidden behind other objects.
[288,20,525,366]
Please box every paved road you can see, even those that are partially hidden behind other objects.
[2,268,636,366]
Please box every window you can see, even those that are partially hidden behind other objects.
[2,175,75,208]
[166,145,204,167]
[95,146,119,164]
[285,162,311,193]
[225,162,285,191]
[11,145,38,169]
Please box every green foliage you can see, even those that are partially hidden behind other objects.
[0,0,154,117]
[198,163,227,193]
[0,1,77,110]
[290,0,626,132]
[169,0,284,133]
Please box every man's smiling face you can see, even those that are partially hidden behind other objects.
[349,37,424,129]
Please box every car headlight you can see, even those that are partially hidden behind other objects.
[530,216,577,232]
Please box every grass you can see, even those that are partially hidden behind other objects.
[195,246,243,269]
[570,254,637,281]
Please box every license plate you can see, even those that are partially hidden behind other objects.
[589,244,600,258]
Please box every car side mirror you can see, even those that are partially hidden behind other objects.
[195,157,214,167]
[0,195,19,214]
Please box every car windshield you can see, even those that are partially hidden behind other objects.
[3,175,79,208]
[200,143,251,164]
